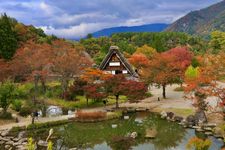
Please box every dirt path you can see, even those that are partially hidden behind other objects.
[0,84,194,131]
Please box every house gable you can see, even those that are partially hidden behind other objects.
[99,46,138,77]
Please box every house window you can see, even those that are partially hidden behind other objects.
[112,70,116,75]
[122,70,128,74]
[115,70,122,74]
[109,62,120,66]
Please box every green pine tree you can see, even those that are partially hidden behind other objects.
[0,13,18,60]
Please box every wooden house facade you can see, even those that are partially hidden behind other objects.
[99,46,138,78]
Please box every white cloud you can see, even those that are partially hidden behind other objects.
[39,22,110,39]
[0,0,222,39]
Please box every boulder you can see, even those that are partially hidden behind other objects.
[194,110,207,124]
[186,115,195,126]
[205,131,213,136]
[1,130,9,136]
[16,145,27,150]
[204,127,213,131]
[112,124,118,128]
[196,128,204,132]
[160,111,167,119]
[0,141,5,144]
[5,145,11,149]
[174,116,183,122]
[5,140,14,145]
[192,126,201,129]
[18,131,26,139]
[213,127,224,136]
[124,116,129,120]
[145,128,157,138]
[204,123,217,127]
[46,105,63,117]
[166,112,174,119]
[38,140,48,147]
[18,138,27,144]
[130,132,138,139]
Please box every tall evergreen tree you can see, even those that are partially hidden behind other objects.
[0,13,18,60]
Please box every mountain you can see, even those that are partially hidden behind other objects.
[166,0,225,36]
[91,23,169,38]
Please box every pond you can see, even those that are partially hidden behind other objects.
[26,112,224,150]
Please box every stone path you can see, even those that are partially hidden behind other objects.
[0,115,69,131]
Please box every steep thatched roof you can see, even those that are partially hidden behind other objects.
[99,46,138,77]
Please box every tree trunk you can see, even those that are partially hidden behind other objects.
[115,95,119,109]
[34,74,39,102]
[41,78,46,93]
[86,98,89,106]
[61,77,69,99]
[31,117,35,124]
[162,84,166,99]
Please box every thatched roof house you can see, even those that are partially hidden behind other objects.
[99,46,138,78]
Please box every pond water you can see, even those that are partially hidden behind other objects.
[27,112,223,150]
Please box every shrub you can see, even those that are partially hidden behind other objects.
[186,137,211,150]
[11,99,22,112]
[47,141,53,150]
[0,112,13,119]
[145,92,153,98]
[76,111,106,120]
[45,86,62,98]
[174,86,184,92]
[16,83,33,99]
[19,106,32,117]
[27,137,35,150]
[27,120,69,130]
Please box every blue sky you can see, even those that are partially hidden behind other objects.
[0,0,222,39]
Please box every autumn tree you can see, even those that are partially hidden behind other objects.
[128,53,149,72]
[142,47,192,99]
[142,53,176,98]
[120,80,147,102]
[81,68,111,83]
[165,47,193,84]
[210,31,225,54]
[135,44,157,59]
[104,74,147,108]
[0,80,16,115]
[65,78,87,100]
[185,52,225,111]
[52,41,92,99]
[84,83,107,106]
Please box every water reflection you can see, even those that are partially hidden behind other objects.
[26,112,223,150]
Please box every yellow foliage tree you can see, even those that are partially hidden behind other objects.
[135,44,157,59]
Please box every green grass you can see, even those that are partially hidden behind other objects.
[173,86,184,92]
[41,95,127,109]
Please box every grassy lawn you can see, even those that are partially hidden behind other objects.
[41,95,127,109]
[16,81,128,110]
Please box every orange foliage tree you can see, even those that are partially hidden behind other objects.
[128,53,149,73]
[142,47,192,99]
[185,52,225,112]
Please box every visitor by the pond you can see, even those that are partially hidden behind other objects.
[33,111,39,121]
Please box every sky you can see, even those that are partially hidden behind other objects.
[0,0,222,39]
